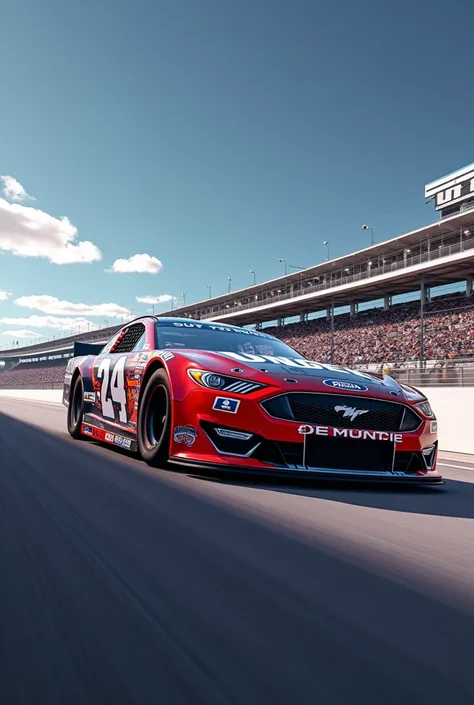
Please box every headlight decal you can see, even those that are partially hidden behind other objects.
[188,368,265,394]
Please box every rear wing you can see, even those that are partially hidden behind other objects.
[73,341,104,357]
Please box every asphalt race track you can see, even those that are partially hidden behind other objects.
[1,398,474,704]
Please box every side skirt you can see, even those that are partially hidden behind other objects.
[81,421,137,452]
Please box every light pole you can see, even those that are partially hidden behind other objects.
[362,224,374,245]
[207,286,212,298]
[322,241,330,260]
[249,269,256,285]
[279,258,287,275]
[182,293,186,306]
[227,277,232,293]
[103,319,109,328]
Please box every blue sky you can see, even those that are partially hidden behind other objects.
[0,0,472,343]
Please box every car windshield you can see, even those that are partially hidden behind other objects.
[155,321,303,358]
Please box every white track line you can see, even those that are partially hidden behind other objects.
[438,462,474,471]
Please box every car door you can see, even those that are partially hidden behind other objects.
[91,321,149,434]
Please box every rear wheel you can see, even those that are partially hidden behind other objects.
[68,375,84,439]
[137,369,171,467]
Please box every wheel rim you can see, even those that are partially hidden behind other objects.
[71,381,83,426]
[144,385,168,449]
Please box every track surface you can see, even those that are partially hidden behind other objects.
[1,398,474,704]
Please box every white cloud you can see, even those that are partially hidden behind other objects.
[0,329,43,339]
[0,315,97,331]
[109,253,163,274]
[136,294,173,305]
[15,294,130,319]
[0,290,11,301]
[1,175,34,202]
[0,198,102,264]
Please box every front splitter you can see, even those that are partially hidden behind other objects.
[168,458,444,485]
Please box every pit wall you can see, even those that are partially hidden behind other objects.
[0,387,472,455]
[417,387,473,455]
[0,389,64,404]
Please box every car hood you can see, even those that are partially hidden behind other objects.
[171,349,412,399]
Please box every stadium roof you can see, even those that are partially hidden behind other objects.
[162,207,474,325]
[2,207,474,357]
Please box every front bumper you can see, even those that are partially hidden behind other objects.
[169,388,442,483]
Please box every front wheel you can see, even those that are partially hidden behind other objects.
[68,375,84,439]
[137,369,171,467]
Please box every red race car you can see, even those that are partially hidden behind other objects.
[63,316,443,483]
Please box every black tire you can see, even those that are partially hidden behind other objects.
[68,375,84,439]
[137,369,171,467]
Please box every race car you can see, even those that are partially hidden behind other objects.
[63,316,443,483]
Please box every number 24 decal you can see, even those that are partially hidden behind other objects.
[96,356,128,423]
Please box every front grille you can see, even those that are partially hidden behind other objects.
[261,393,421,433]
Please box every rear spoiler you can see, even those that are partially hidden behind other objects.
[73,341,104,357]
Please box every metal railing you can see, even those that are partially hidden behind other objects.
[386,367,474,387]
[200,235,474,319]
[1,369,472,390]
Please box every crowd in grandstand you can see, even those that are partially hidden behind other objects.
[0,292,472,388]
[269,292,474,366]
[0,360,66,389]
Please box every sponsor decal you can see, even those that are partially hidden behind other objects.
[157,350,174,362]
[298,424,403,444]
[323,379,369,392]
[105,432,115,442]
[92,428,102,439]
[84,391,96,403]
[425,163,474,212]
[212,397,240,413]
[216,352,373,380]
[83,425,93,436]
[173,425,197,447]
[165,321,275,340]
[19,351,75,366]
[334,405,369,422]
[114,434,132,450]
[218,352,326,368]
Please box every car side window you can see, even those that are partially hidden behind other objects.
[112,323,147,354]
[132,331,147,352]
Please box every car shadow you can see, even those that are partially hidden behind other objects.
[87,440,474,520]
[188,471,474,519]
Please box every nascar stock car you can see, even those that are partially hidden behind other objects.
[63,316,443,483]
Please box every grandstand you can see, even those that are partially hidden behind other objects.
[1,162,474,387]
